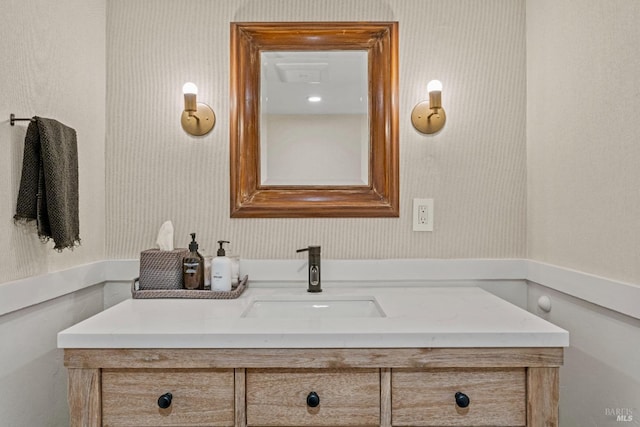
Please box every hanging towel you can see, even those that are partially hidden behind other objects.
[14,117,80,251]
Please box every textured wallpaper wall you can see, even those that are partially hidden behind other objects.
[527,0,640,284]
[0,0,106,283]
[106,0,527,259]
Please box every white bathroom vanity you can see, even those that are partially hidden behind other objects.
[59,286,568,426]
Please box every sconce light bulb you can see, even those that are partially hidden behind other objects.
[427,80,443,93]
[183,82,198,95]
[183,82,198,114]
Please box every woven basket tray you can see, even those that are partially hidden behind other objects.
[131,275,248,299]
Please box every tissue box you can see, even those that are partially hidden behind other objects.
[139,248,188,290]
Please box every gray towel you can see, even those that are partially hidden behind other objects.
[14,117,80,251]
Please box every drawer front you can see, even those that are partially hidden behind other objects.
[102,368,234,426]
[246,368,380,426]
[392,368,526,426]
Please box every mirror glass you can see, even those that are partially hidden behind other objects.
[230,22,398,218]
[260,51,369,186]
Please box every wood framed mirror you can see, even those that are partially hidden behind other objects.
[230,22,398,218]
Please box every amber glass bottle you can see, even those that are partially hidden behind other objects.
[182,233,204,290]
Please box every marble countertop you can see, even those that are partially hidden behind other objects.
[57,286,569,349]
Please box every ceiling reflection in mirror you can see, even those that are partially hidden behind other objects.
[260,51,369,186]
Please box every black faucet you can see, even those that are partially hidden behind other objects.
[296,246,321,293]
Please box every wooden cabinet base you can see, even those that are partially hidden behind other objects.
[65,347,562,427]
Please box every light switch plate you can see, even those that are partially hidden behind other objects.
[413,198,434,231]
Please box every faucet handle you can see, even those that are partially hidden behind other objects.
[296,246,321,254]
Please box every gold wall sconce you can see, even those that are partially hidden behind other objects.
[411,80,446,134]
[181,82,215,136]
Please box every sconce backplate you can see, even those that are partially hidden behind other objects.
[181,103,215,136]
[411,101,446,134]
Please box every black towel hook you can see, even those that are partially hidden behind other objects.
[10,114,36,126]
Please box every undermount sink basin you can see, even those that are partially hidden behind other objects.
[241,296,385,318]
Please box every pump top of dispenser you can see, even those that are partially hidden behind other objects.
[217,240,230,256]
[189,233,199,252]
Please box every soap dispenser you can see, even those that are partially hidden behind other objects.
[183,233,204,290]
[211,240,232,292]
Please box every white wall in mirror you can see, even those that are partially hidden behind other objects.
[260,51,369,186]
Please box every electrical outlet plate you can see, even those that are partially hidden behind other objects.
[413,198,434,231]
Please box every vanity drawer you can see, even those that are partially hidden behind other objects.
[102,368,234,427]
[392,368,526,426]
[246,368,380,426]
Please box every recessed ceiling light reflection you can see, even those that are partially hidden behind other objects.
[307,96,322,103]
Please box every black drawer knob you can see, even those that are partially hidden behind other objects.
[157,392,173,409]
[306,391,320,408]
[455,391,470,408]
